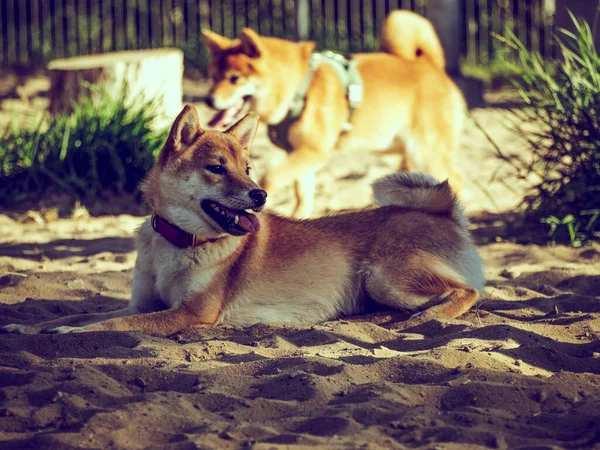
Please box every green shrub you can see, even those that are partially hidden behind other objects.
[497,13,600,246]
[0,84,169,205]
[461,48,521,87]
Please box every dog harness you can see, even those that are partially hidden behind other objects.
[267,51,363,152]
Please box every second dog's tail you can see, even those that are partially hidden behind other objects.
[380,10,445,71]
[372,173,468,227]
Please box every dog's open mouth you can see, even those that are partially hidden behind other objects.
[208,96,251,128]
[201,200,261,236]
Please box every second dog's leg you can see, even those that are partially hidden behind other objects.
[261,146,327,218]
[293,171,316,218]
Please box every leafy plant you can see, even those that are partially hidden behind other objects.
[495,13,600,246]
[0,84,169,206]
[461,47,522,87]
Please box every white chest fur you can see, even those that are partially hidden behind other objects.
[149,230,240,308]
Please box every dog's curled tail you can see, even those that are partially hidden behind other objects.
[372,173,468,227]
[380,10,445,71]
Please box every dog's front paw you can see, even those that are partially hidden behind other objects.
[2,324,32,334]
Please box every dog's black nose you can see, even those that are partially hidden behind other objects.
[205,96,214,108]
[249,189,267,207]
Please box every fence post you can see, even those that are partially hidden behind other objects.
[295,0,310,41]
[427,0,484,108]
[426,0,462,75]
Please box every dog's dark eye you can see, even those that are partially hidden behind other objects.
[206,164,226,175]
[246,166,251,175]
[229,75,239,84]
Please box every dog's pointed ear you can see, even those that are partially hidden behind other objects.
[161,105,204,163]
[239,28,264,58]
[202,29,233,55]
[225,112,260,151]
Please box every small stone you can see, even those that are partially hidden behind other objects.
[185,352,199,362]
[533,390,548,403]
[219,431,233,440]
[67,278,85,289]
[134,377,146,388]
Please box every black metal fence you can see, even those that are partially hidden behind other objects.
[0,0,555,69]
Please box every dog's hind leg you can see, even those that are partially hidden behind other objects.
[364,255,480,328]
[395,136,423,174]
[407,287,480,321]
[391,287,480,331]
[406,101,465,193]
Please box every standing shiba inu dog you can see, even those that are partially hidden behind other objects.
[202,10,466,218]
[3,105,484,336]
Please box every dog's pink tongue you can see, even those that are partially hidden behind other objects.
[238,213,261,233]
[207,100,243,128]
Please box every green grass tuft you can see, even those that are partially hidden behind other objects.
[495,13,600,246]
[0,84,169,206]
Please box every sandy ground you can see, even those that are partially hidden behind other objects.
[0,75,599,449]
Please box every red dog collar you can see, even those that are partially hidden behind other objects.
[151,214,214,248]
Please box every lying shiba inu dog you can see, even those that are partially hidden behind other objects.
[202,10,466,217]
[3,105,484,336]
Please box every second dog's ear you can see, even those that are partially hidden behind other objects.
[239,28,264,58]
[161,105,204,164]
[226,113,259,152]
[202,29,234,55]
